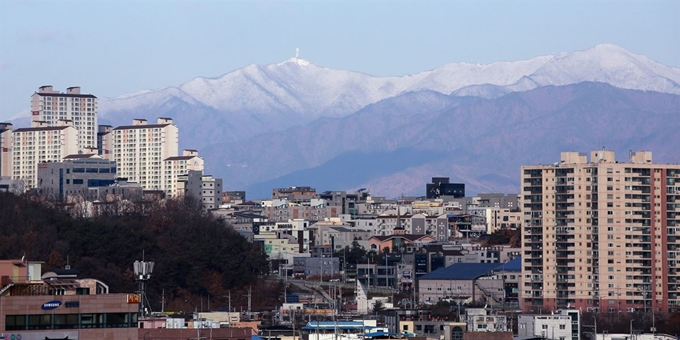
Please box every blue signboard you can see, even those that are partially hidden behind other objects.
[41,300,62,310]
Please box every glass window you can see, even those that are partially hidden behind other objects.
[28,314,51,330]
[5,315,27,331]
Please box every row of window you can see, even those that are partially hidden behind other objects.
[5,313,138,331]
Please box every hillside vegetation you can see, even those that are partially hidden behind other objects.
[0,192,269,311]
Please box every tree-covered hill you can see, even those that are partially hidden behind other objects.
[0,192,269,312]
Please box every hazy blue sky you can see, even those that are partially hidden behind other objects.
[1,0,678,120]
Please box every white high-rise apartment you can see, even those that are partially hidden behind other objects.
[521,150,680,314]
[31,86,97,151]
[12,120,79,189]
[0,123,12,177]
[112,118,178,191]
[163,149,204,197]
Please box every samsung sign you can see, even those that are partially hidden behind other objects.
[41,300,62,310]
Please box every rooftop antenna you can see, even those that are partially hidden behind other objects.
[295,48,300,59]
[134,255,155,317]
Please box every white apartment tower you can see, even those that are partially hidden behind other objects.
[163,149,204,197]
[0,123,12,177]
[31,86,97,151]
[11,120,79,189]
[521,150,680,314]
[112,118,178,191]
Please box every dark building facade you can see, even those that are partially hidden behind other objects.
[426,177,465,199]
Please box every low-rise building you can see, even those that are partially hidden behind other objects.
[177,170,222,209]
[0,259,138,339]
[517,309,580,340]
[37,154,117,202]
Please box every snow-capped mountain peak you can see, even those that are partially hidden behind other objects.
[281,57,311,67]
[96,44,680,123]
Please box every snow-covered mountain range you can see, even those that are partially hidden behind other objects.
[10,44,680,197]
[99,44,680,124]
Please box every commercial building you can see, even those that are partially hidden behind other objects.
[11,120,79,189]
[111,118,178,191]
[520,150,680,314]
[30,86,98,150]
[293,257,339,278]
[37,154,117,202]
[417,258,521,306]
[0,259,138,339]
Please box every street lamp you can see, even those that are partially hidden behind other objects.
[455,287,462,322]
[630,319,634,340]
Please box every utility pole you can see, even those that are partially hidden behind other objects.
[247,286,252,319]
[583,316,597,340]
[226,291,232,326]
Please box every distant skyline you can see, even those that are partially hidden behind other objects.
[1,0,678,121]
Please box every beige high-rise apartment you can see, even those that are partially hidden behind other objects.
[112,118,178,191]
[31,86,97,151]
[521,150,680,314]
[163,149,204,198]
[0,123,12,177]
[11,120,79,189]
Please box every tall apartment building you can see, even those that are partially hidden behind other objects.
[12,120,79,189]
[521,150,680,314]
[112,118,178,191]
[0,123,12,177]
[163,149,204,197]
[31,86,97,150]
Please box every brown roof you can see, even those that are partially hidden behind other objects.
[164,155,196,161]
[14,126,70,133]
[35,92,96,99]
[63,154,96,159]
[112,123,171,130]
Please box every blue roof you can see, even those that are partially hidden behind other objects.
[495,256,521,272]
[420,257,522,280]
[420,262,498,280]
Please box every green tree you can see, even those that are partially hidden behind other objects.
[372,300,385,314]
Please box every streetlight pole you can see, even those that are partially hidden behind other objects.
[630,319,633,340]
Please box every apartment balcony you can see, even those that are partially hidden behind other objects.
[531,275,544,282]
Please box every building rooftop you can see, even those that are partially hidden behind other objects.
[34,92,96,98]
[369,234,434,242]
[112,123,171,130]
[63,154,97,159]
[164,155,197,161]
[14,126,70,133]
[419,258,521,280]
